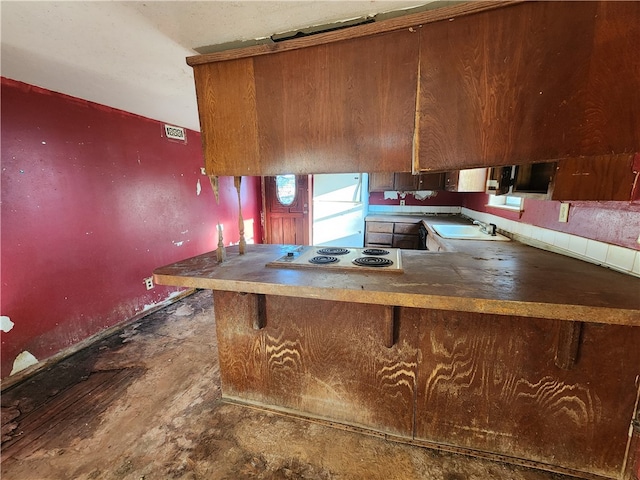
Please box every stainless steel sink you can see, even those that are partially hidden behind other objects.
[431,224,510,241]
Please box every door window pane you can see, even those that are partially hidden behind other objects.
[276,175,296,206]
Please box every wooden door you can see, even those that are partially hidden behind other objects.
[264,175,310,245]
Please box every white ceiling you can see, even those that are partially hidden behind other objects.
[1,1,432,132]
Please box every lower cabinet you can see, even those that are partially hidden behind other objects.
[365,220,420,249]
[213,290,640,480]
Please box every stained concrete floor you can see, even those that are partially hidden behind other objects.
[1,289,576,480]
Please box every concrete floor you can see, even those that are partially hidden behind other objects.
[1,290,576,480]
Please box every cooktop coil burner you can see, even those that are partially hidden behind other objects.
[309,255,340,264]
[352,256,394,267]
[316,247,350,256]
[362,248,390,256]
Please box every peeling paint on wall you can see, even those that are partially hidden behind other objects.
[1,316,14,333]
[196,178,202,196]
[10,351,38,375]
[1,315,15,333]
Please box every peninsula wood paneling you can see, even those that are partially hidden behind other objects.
[214,291,420,437]
[252,29,419,175]
[413,308,640,478]
[417,1,639,172]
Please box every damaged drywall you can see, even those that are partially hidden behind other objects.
[10,351,38,375]
[1,316,14,333]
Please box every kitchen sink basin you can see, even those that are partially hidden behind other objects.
[431,224,510,241]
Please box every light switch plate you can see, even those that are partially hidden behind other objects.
[558,203,569,222]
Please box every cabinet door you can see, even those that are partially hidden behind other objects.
[552,154,636,201]
[254,29,419,175]
[393,172,418,191]
[368,173,395,192]
[392,234,419,250]
[393,223,419,235]
[417,173,444,190]
[366,232,393,247]
[417,2,639,171]
[192,58,260,176]
[366,222,394,234]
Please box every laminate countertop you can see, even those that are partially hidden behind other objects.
[154,222,640,326]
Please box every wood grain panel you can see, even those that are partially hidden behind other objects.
[214,292,419,437]
[193,58,261,176]
[413,308,640,479]
[253,29,418,175]
[418,2,598,170]
[552,154,635,201]
[578,1,640,156]
[213,290,268,402]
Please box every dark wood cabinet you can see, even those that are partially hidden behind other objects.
[365,219,419,249]
[190,1,639,195]
[417,1,640,172]
[252,29,419,176]
[445,168,487,192]
[487,155,637,201]
[368,173,395,192]
[416,172,444,191]
[369,172,445,192]
[192,57,261,176]
[553,154,637,202]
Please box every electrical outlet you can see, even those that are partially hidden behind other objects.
[558,203,569,222]
[400,200,405,206]
[144,277,154,290]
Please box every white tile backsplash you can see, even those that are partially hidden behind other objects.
[368,205,461,215]
[585,240,608,263]
[460,207,639,277]
[633,252,640,276]
[552,232,571,251]
[567,235,588,256]
[606,245,636,271]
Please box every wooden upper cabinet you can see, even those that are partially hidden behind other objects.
[252,29,419,175]
[553,154,637,202]
[191,1,638,180]
[192,58,261,176]
[417,1,640,172]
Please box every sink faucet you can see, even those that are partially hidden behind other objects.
[473,220,497,236]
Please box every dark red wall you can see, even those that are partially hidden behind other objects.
[1,78,262,379]
[462,193,640,250]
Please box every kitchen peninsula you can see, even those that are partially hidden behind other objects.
[154,223,640,480]
[165,1,640,478]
